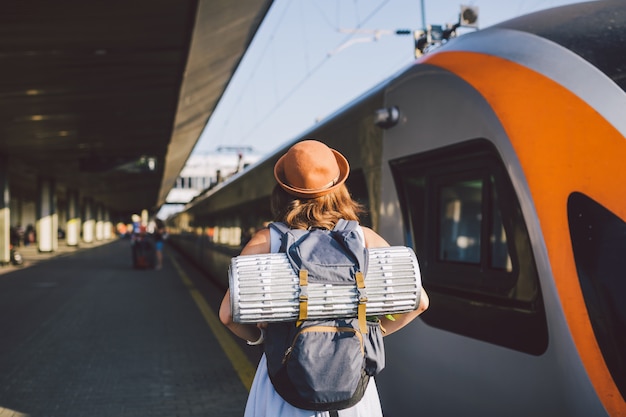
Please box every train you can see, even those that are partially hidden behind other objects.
[166,1,626,416]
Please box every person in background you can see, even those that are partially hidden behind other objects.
[153,218,167,270]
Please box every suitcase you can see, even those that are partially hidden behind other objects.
[132,238,154,269]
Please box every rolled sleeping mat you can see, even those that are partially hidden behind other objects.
[229,246,421,324]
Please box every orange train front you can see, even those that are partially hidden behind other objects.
[378,2,626,416]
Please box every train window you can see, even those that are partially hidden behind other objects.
[568,192,626,399]
[438,178,482,264]
[491,180,513,271]
[436,175,513,269]
[390,140,547,355]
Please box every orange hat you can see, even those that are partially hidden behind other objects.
[274,140,349,198]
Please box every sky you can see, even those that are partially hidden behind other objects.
[191,0,593,159]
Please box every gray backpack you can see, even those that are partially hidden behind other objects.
[264,220,385,412]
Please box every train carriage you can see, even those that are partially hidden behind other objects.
[167,2,626,416]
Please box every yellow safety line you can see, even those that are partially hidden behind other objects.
[0,407,29,417]
[168,254,256,390]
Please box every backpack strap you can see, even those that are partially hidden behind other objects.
[297,268,309,326]
[332,218,358,232]
[268,222,289,234]
[268,222,291,252]
[355,270,367,334]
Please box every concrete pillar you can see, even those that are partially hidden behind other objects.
[37,177,58,253]
[103,208,113,239]
[95,203,104,241]
[0,155,10,264]
[66,189,81,246]
[82,197,95,243]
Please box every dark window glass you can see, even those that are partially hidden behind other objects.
[438,179,482,264]
[491,177,512,271]
[568,192,626,399]
[390,140,547,354]
[436,176,512,269]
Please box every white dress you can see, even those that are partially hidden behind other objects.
[243,226,384,417]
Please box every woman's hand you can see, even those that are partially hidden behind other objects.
[379,287,429,336]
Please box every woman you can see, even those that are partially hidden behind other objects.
[219,140,429,416]
[153,218,166,270]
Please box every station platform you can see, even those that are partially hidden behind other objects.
[0,239,262,417]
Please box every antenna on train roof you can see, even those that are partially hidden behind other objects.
[331,5,479,59]
[397,5,479,58]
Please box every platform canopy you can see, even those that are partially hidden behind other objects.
[0,0,273,219]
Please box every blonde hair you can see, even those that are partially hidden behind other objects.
[271,184,363,230]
